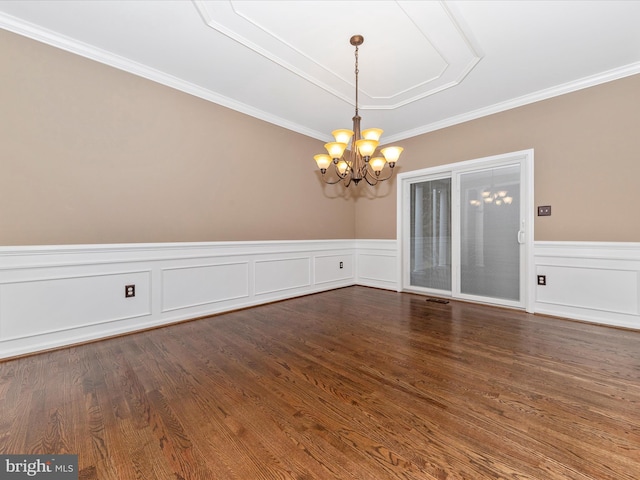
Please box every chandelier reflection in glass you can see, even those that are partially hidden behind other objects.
[469,189,513,207]
[313,35,403,187]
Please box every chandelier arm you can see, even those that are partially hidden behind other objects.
[320,175,349,185]
[362,174,379,187]
[319,160,355,185]
[320,170,351,185]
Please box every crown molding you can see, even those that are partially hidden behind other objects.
[0,12,327,141]
[384,61,640,143]
[2,11,639,144]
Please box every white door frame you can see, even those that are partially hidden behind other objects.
[396,149,535,313]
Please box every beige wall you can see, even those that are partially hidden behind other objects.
[356,74,640,241]
[0,29,355,246]
[3,28,640,246]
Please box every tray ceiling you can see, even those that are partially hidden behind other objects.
[1,1,639,142]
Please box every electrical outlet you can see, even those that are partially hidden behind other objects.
[537,205,551,216]
[537,275,546,286]
[339,261,344,269]
[125,284,136,298]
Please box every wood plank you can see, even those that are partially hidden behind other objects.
[0,286,638,479]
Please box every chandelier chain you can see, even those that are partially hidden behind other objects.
[354,44,359,116]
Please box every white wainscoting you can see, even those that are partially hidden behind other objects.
[2,240,637,358]
[535,242,640,329]
[355,239,399,290]
[357,239,640,330]
[0,240,356,359]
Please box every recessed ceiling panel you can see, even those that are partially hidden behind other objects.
[195,0,482,109]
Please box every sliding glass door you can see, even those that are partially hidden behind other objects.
[457,164,521,303]
[410,178,451,291]
[400,150,533,311]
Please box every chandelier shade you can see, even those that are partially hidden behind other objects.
[362,128,383,141]
[313,154,332,170]
[313,35,404,187]
[325,142,348,158]
[332,129,354,144]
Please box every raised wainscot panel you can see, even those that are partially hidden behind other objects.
[315,254,354,285]
[161,262,250,312]
[536,265,639,315]
[358,253,397,285]
[0,270,151,341]
[254,257,311,295]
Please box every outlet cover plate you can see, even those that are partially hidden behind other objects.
[538,205,551,216]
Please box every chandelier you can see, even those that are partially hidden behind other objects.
[313,35,403,187]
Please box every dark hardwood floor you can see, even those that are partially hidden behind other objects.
[1,286,639,479]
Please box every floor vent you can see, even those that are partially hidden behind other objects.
[426,297,450,304]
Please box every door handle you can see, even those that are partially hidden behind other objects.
[517,230,525,244]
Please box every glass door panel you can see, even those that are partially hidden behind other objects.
[409,178,451,291]
[458,165,521,302]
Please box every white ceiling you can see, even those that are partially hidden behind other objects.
[1,1,640,143]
